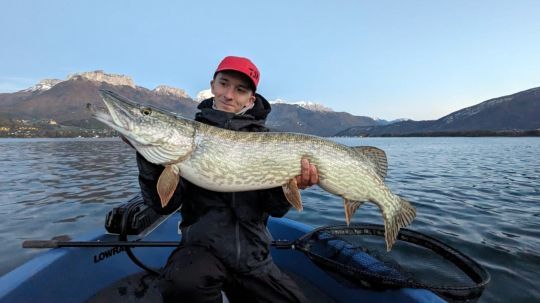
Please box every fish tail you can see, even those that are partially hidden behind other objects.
[383,197,416,252]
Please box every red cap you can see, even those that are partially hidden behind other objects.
[214,56,260,91]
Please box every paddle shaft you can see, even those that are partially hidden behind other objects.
[22,240,180,249]
[22,239,295,249]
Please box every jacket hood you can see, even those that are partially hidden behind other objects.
[197,93,272,120]
[195,94,272,132]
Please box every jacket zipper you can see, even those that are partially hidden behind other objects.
[232,192,241,267]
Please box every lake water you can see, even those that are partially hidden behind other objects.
[0,137,539,302]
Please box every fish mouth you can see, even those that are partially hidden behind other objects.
[87,89,146,143]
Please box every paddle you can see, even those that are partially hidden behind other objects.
[22,240,180,249]
[22,239,294,249]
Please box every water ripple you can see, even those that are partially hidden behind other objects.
[1,137,539,303]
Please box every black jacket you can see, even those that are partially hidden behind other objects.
[137,94,291,274]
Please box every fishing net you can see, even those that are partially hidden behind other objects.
[291,224,490,302]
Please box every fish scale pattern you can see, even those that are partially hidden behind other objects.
[92,90,416,251]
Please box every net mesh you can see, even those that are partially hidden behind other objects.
[295,224,490,302]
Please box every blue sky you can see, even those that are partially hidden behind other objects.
[1,0,539,120]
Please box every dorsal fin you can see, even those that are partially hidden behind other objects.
[352,146,388,180]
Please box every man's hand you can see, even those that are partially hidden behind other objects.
[295,159,319,189]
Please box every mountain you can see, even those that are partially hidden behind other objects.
[195,89,213,102]
[267,103,377,136]
[22,79,63,92]
[153,85,190,99]
[0,71,198,126]
[270,99,333,112]
[0,71,380,136]
[191,92,379,136]
[372,118,410,125]
[434,87,540,131]
[6,71,535,137]
[336,87,540,136]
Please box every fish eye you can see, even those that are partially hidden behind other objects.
[141,108,152,116]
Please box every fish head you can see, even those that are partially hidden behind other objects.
[88,89,195,165]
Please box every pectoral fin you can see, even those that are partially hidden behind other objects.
[282,178,303,212]
[343,199,365,225]
[157,165,180,208]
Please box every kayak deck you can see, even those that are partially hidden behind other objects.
[0,212,444,303]
[87,269,337,303]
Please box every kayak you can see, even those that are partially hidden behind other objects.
[0,199,446,303]
[0,212,445,303]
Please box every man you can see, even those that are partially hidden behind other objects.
[135,56,318,302]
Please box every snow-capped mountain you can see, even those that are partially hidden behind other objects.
[195,89,213,102]
[372,117,411,125]
[270,99,333,112]
[22,79,62,92]
[8,69,537,137]
[4,71,199,123]
[153,85,190,99]
[194,92,333,112]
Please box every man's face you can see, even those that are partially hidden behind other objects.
[211,71,256,113]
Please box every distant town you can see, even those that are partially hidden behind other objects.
[0,119,115,138]
[2,118,539,138]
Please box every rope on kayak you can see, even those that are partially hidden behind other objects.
[119,200,161,276]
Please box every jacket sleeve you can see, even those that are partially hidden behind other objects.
[136,152,184,215]
[260,186,292,218]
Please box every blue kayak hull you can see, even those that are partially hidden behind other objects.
[0,213,445,302]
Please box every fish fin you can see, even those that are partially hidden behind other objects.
[377,197,416,252]
[157,165,180,208]
[343,199,365,225]
[282,178,303,212]
[352,146,388,180]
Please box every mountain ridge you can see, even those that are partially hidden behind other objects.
[1,71,538,137]
[336,87,540,136]
[0,71,379,136]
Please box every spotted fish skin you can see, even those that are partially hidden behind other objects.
[89,89,416,251]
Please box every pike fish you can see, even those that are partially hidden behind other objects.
[88,90,416,251]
